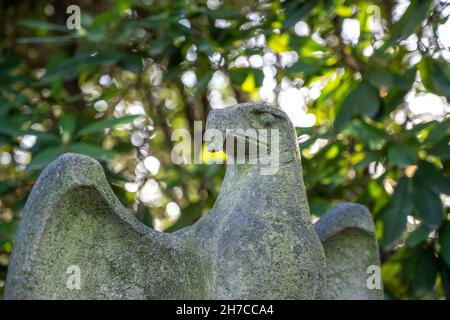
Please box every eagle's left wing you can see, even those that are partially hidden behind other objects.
[314,203,384,300]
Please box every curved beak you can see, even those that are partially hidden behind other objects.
[205,108,232,152]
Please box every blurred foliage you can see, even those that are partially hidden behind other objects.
[0,0,450,299]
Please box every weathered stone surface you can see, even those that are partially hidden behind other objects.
[314,203,384,299]
[5,103,383,299]
[4,154,206,299]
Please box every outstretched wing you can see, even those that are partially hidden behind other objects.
[314,203,383,300]
[4,153,203,299]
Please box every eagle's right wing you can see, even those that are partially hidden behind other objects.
[4,153,204,299]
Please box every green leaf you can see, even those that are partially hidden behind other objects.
[428,136,450,160]
[429,60,450,100]
[77,115,140,136]
[439,222,450,268]
[0,55,20,71]
[118,54,143,73]
[19,19,68,32]
[364,65,394,89]
[424,118,450,145]
[415,161,450,196]
[382,0,433,49]
[357,82,380,118]
[412,248,438,296]
[0,220,18,245]
[89,10,121,29]
[27,146,65,171]
[334,81,379,131]
[440,263,450,299]
[287,58,325,76]
[67,143,117,161]
[0,181,11,193]
[334,99,354,132]
[253,70,264,87]
[17,34,79,44]
[194,72,212,98]
[42,52,92,82]
[282,0,319,29]
[412,174,444,230]
[336,5,353,18]
[420,58,450,101]
[0,96,13,116]
[381,177,413,250]
[404,120,437,138]
[162,65,183,83]
[196,39,214,56]
[396,67,418,91]
[345,119,389,150]
[201,9,240,20]
[230,68,263,86]
[60,114,77,143]
[406,224,431,247]
[0,121,59,142]
[354,151,382,169]
[387,142,419,166]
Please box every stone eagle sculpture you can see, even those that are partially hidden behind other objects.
[4,103,383,299]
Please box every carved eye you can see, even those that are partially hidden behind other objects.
[250,107,287,125]
[259,113,275,127]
